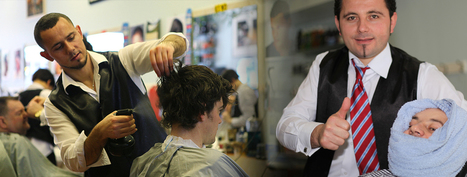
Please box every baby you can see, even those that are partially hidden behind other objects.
[361,99,467,177]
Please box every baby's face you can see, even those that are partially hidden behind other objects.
[403,108,448,139]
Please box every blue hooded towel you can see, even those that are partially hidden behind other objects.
[388,99,467,177]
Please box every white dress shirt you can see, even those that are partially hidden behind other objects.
[276,43,467,177]
[231,84,257,128]
[44,33,188,172]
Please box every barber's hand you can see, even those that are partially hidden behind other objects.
[311,97,351,150]
[26,96,46,118]
[150,40,174,77]
[95,111,137,139]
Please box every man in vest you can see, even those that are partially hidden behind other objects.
[34,13,188,177]
[276,0,467,176]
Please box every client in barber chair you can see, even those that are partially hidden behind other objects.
[0,96,82,177]
[361,99,467,177]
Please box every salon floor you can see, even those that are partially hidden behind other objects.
[228,150,306,177]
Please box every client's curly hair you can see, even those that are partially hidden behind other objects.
[157,62,234,130]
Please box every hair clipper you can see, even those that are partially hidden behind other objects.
[106,109,135,157]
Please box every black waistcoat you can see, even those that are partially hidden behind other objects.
[48,52,167,177]
[303,46,421,177]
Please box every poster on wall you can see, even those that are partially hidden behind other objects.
[185,8,192,65]
[2,50,9,80]
[146,20,160,41]
[122,22,130,47]
[130,24,145,44]
[232,10,257,58]
[27,0,45,18]
[14,49,24,80]
[89,0,104,4]
[165,14,186,34]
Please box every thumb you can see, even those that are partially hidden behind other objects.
[336,97,350,119]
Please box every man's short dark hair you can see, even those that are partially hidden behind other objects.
[34,13,74,49]
[270,0,290,20]
[32,69,55,88]
[157,62,234,130]
[221,69,239,83]
[0,97,18,116]
[334,0,396,20]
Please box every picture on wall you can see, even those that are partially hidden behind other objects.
[146,20,160,41]
[130,24,145,44]
[27,0,45,17]
[232,8,257,58]
[89,0,104,4]
[165,14,186,35]
[14,49,24,80]
[2,51,8,78]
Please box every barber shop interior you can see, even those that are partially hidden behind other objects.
[2,0,467,177]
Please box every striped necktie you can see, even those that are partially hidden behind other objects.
[350,59,380,174]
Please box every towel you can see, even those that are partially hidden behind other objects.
[388,99,467,177]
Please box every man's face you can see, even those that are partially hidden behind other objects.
[203,99,224,146]
[40,17,88,71]
[335,0,397,62]
[1,100,30,135]
[403,108,448,139]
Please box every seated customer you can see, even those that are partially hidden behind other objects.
[0,96,82,177]
[130,63,248,177]
[361,99,467,177]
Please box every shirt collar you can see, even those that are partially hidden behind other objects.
[348,43,392,79]
[62,51,107,95]
[162,135,205,152]
[26,82,45,90]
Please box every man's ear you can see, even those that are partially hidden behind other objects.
[46,80,53,89]
[0,116,8,129]
[40,51,54,62]
[199,112,208,122]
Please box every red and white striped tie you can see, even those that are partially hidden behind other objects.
[350,59,379,174]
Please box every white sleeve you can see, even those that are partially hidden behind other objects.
[231,86,257,128]
[44,98,111,172]
[118,32,188,77]
[39,89,52,126]
[417,62,467,109]
[276,52,328,156]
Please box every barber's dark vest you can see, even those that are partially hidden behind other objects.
[49,52,167,177]
[303,46,421,177]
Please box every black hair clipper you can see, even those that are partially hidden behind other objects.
[106,109,135,157]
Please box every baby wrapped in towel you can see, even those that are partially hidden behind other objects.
[361,99,467,177]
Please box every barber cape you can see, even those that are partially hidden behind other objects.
[0,133,82,177]
[130,136,248,177]
[389,99,467,177]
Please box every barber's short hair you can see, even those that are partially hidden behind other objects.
[334,0,396,20]
[34,13,74,49]
[32,69,55,88]
[221,69,239,83]
[0,97,18,116]
[157,62,234,130]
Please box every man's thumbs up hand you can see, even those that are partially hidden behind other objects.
[310,97,351,150]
